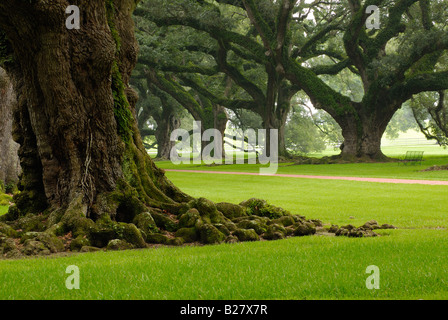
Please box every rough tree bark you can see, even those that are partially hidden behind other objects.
[324,100,398,161]
[0,68,20,188]
[0,0,195,250]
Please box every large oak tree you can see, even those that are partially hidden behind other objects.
[0,0,336,256]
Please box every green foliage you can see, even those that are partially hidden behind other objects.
[385,103,419,140]
[411,90,448,146]
[285,105,327,155]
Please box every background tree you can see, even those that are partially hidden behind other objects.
[134,0,305,158]
[239,0,448,160]
[131,74,184,159]
[411,90,448,146]
[285,105,327,155]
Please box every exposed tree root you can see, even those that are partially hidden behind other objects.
[0,194,397,259]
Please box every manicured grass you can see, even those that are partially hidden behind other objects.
[156,155,448,181]
[0,229,447,300]
[1,169,448,299]
[164,171,448,229]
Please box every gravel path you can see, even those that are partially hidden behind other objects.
[164,169,448,186]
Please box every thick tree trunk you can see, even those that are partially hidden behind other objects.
[0,68,20,188]
[336,107,396,161]
[0,0,191,241]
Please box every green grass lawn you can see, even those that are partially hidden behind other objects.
[156,154,448,181]
[0,229,447,300]
[1,165,448,300]
[164,172,448,228]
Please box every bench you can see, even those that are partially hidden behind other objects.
[398,151,424,165]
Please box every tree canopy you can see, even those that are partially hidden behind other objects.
[133,0,448,160]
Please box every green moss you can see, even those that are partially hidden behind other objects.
[105,0,133,144]
[239,198,290,219]
[263,223,287,240]
[233,228,259,242]
[145,233,169,244]
[106,239,134,251]
[0,193,12,206]
[198,224,226,244]
[236,219,267,235]
[175,227,198,243]
[105,0,121,52]
[293,221,316,236]
[269,215,295,227]
[60,196,95,237]
[0,222,18,238]
[216,202,247,219]
[178,208,201,228]
[111,61,133,144]
[118,222,146,248]
[12,190,47,217]
[150,211,178,232]
[70,235,91,251]
[133,212,159,235]
[192,197,223,223]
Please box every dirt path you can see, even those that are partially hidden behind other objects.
[164,169,448,186]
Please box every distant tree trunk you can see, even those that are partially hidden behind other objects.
[155,109,181,160]
[262,79,294,159]
[0,68,20,188]
[214,105,228,159]
[334,103,397,161]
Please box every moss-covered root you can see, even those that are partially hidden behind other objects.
[0,193,396,259]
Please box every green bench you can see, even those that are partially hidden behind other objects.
[398,151,424,165]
